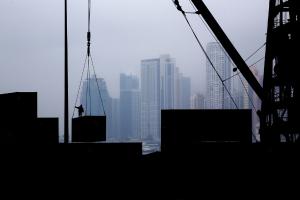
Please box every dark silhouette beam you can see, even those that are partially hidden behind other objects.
[190,0,264,100]
[64,0,69,143]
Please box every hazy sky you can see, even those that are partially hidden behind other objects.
[0,0,268,138]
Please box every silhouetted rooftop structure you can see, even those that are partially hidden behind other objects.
[0,92,37,119]
[0,92,58,144]
[161,109,252,155]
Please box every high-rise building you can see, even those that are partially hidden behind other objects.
[80,76,113,138]
[242,77,251,109]
[206,42,232,109]
[160,55,176,109]
[140,55,192,142]
[179,75,191,109]
[120,74,140,140]
[231,67,262,142]
[232,76,244,109]
[191,93,205,109]
[174,67,181,109]
[141,59,160,141]
[174,68,192,109]
[111,98,120,141]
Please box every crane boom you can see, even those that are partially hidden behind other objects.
[190,0,264,100]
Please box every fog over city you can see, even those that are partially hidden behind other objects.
[0,0,268,139]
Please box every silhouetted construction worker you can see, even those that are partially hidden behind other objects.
[75,104,84,117]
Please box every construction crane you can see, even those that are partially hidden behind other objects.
[63,0,299,144]
[173,0,299,143]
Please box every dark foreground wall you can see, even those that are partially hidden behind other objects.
[161,109,252,154]
[0,92,59,144]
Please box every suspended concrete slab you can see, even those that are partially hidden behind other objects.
[72,116,106,142]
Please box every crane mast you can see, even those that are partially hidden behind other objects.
[189,0,300,143]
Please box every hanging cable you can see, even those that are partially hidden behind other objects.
[245,43,266,62]
[188,0,265,63]
[237,73,258,112]
[223,57,265,82]
[72,54,88,118]
[88,0,91,32]
[87,0,91,57]
[185,0,260,142]
[171,0,239,109]
[186,0,261,113]
[188,0,264,77]
[85,58,90,115]
[90,54,106,116]
[88,59,92,115]
[73,0,106,118]
[172,0,258,142]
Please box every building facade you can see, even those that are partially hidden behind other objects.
[141,59,161,141]
[206,42,232,109]
[191,93,205,109]
[120,73,140,140]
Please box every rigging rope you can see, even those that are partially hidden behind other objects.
[223,57,265,82]
[171,0,239,109]
[90,54,106,116]
[186,0,261,114]
[182,0,260,141]
[73,0,106,118]
[72,54,88,118]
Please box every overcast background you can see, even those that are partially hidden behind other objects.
[0,0,268,141]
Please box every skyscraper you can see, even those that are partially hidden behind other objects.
[232,76,244,109]
[140,55,191,142]
[160,55,176,109]
[174,67,181,109]
[120,73,140,141]
[80,76,113,138]
[191,93,205,109]
[179,75,191,109]
[242,77,251,109]
[141,59,160,141]
[206,42,232,109]
[111,98,120,141]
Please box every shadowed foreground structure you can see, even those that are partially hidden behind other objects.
[0,92,299,165]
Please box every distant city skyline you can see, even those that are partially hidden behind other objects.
[74,50,262,143]
[0,1,268,141]
[78,54,194,142]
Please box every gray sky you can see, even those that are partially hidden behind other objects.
[0,0,268,139]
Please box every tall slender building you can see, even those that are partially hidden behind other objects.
[191,93,205,109]
[160,55,176,109]
[174,67,181,109]
[140,55,191,141]
[120,74,140,141]
[232,75,244,109]
[111,98,120,141]
[141,59,160,141]
[179,75,191,109]
[206,42,232,109]
[174,68,192,109]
